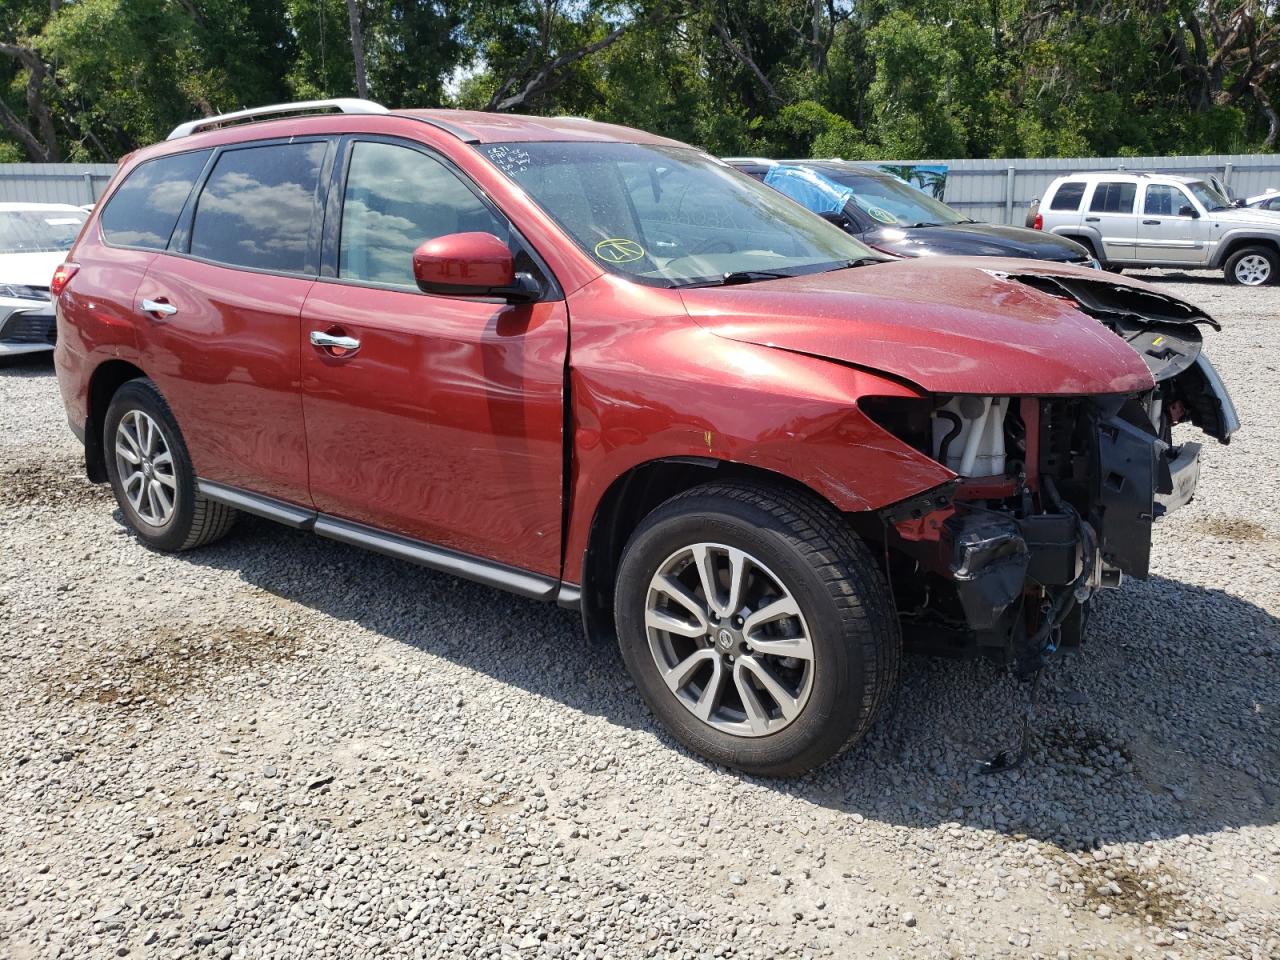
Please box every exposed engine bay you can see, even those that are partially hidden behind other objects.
[866,273,1239,676]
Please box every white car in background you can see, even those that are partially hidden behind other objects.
[0,202,88,358]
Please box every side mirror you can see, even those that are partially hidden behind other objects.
[1178,204,1200,219]
[1233,198,1247,207]
[818,211,851,229]
[412,232,540,303]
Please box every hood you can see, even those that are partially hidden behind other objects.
[865,223,1090,262]
[679,257,1162,396]
[0,251,64,290]
[1211,207,1280,227]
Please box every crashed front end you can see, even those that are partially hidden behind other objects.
[872,274,1238,671]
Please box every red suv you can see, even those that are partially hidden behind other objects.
[54,101,1237,776]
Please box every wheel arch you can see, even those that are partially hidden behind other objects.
[1214,234,1280,269]
[84,358,148,482]
[575,457,856,645]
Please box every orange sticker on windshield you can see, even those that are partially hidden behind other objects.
[594,238,645,263]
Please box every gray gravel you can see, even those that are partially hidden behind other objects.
[1,269,1278,959]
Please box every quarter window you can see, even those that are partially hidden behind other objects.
[339,141,509,287]
[1089,182,1137,214]
[1049,181,1086,211]
[100,150,210,249]
[190,141,327,274]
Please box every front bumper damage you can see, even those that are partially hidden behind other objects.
[879,272,1237,669]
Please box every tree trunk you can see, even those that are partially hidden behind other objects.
[0,42,60,161]
[346,0,369,100]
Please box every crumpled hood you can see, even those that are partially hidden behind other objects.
[679,257,1163,396]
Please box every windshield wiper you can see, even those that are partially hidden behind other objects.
[710,270,793,286]
[908,221,943,228]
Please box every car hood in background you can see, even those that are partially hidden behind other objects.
[866,222,1089,261]
[0,250,65,288]
[679,257,1164,396]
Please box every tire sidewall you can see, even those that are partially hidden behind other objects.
[615,493,868,776]
[103,379,198,551]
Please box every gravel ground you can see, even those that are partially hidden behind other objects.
[1,270,1277,960]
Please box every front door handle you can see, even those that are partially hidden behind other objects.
[310,330,361,353]
[140,298,178,317]
[1143,219,1161,225]
[1085,216,1101,222]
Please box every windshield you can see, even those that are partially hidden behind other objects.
[820,171,967,226]
[476,142,875,286]
[1186,181,1230,212]
[0,210,86,254]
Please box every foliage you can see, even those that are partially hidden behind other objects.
[3,0,1280,162]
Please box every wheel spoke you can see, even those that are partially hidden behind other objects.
[115,429,141,465]
[733,661,771,735]
[742,595,801,634]
[151,479,173,517]
[692,656,727,721]
[690,544,723,617]
[651,575,709,628]
[740,656,801,721]
[661,648,717,694]
[724,548,748,618]
[123,471,145,510]
[646,607,707,639]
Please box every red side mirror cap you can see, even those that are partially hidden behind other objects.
[412,232,520,298]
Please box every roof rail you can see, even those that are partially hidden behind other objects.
[167,98,388,140]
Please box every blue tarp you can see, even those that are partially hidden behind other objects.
[763,164,853,215]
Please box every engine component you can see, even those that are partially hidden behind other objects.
[931,396,1009,477]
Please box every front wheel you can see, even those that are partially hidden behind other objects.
[614,481,900,776]
[1225,245,1278,286]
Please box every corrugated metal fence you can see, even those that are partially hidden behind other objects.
[881,154,1280,225]
[0,163,116,206]
[3,154,1280,223]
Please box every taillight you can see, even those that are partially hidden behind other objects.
[1031,213,1043,230]
[50,262,79,298]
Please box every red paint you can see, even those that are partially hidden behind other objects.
[413,232,514,293]
[55,109,1185,593]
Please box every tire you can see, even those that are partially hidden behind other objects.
[1224,245,1278,286]
[613,481,899,776]
[103,378,236,551]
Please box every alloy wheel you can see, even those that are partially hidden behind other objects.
[644,542,814,737]
[1234,254,1271,285]
[114,409,178,526]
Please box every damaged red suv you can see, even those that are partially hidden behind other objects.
[54,101,1237,776]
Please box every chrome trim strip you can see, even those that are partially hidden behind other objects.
[197,480,315,528]
[556,583,582,610]
[313,516,559,600]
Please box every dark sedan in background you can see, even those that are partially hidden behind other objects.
[726,157,1096,266]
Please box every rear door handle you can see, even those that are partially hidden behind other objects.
[1143,219,1161,225]
[140,298,177,317]
[310,330,361,352]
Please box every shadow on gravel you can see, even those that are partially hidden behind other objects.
[177,513,1278,852]
[0,351,55,376]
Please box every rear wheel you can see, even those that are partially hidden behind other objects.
[1225,245,1277,286]
[613,481,899,776]
[104,378,236,551]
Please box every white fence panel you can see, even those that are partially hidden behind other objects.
[0,163,117,206]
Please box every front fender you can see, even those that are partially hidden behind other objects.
[562,324,955,582]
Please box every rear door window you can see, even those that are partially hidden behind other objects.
[1049,181,1086,211]
[190,141,328,274]
[1089,182,1137,214]
[100,150,211,249]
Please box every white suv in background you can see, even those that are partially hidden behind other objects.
[1032,171,1280,285]
[0,202,87,358]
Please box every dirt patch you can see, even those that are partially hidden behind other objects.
[1192,516,1268,542]
[1067,856,1184,924]
[50,624,301,711]
[0,457,109,508]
